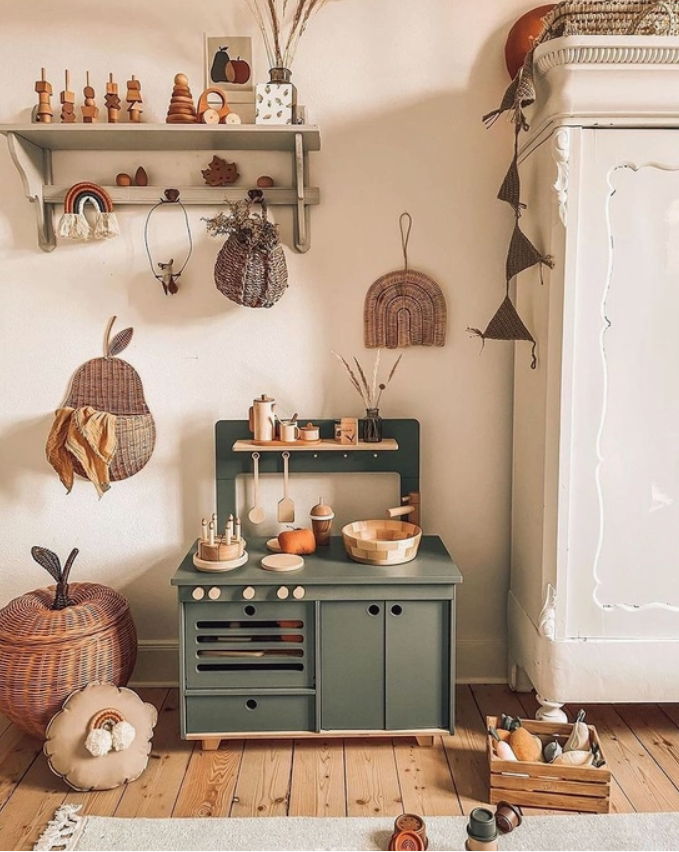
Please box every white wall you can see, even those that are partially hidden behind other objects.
[0,0,535,683]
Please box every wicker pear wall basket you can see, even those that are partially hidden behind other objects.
[0,547,137,738]
[47,317,155,494]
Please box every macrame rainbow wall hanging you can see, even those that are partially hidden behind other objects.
[58,182,119,241]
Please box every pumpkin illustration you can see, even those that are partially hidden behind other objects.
[0,547,137,737]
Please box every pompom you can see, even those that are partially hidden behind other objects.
[85,728,112,757]
[111,720,136,751]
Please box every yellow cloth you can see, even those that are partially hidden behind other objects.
[46,406,118,497]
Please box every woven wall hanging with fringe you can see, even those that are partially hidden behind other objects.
[46,317,155,496]
[364,212,447,349]
[58,182,119,241]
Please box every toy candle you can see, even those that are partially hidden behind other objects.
[234,517,241,541]
[201,518,208,541]
[208,521,215,546]
[225,514,234,545]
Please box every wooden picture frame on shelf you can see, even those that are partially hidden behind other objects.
[204,35,254,104]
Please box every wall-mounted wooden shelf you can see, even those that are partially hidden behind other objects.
[232,438,399,453]
[0,123,321,253]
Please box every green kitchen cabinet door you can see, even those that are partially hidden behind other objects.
[385,600,449,730]
[320,601,384,730]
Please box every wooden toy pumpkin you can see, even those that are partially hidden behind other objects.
[0,547,137,738]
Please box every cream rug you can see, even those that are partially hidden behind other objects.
[35,804,679,851]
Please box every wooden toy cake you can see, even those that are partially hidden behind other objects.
[193,514,247,572]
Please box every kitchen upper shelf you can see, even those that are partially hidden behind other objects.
[232,439,399,453]
[0,123,321,252]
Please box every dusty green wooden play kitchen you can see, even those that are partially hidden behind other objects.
[171,419,462,749]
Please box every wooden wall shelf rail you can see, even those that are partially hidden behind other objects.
[0,123,321,253]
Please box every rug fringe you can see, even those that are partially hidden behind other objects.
[33,804,83,851]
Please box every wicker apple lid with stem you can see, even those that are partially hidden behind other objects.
[0,547,137,737]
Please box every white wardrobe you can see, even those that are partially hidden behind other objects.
[507,35,679,718]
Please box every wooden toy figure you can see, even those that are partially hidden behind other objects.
[81,72,99,123]
[105,73,121,123]
[126,76,142,122]
[35,68,53,123]
[60,70,76,123]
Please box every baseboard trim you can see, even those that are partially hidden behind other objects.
[130,638,509,688]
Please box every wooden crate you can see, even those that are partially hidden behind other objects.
[486,715,611,814]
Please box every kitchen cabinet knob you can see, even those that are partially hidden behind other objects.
[242,586,256,600]
[208,587,221,600]
[192,587,205,601]
[292,586,305,600]
[277,586,290,600]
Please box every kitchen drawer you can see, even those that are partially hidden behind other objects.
[186,693,315,734]
[184,601,314,690]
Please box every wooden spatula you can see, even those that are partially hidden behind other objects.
[277,451,295,523]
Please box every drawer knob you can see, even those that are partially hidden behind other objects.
[242,586,256,600]
[208,587,221,600]
[192,587,205,601]
[277,586,290,600]
[292,585,305,599]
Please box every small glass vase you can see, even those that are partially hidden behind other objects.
[362,408,383,443]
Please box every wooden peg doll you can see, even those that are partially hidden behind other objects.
[126,75,142,122]
[60,70,76,123]
[35,68,53,123]
[105,73,121,123]
[81,71,99,122]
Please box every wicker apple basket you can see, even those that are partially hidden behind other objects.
[342,519,422,566]
[0,547,137,738]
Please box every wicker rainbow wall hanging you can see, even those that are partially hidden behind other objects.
[58,181,119,241]
[364,213,447,349]
[46,317,155,497]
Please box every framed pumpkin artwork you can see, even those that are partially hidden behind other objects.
[204,35,254,105]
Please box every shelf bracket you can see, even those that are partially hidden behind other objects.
[6,132,54,252]
[294,132,309,253]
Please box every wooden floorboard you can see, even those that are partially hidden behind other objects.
[344,737,403,818]
[288,738,346,817]
[230,739,293,817]
[3,686,679,849]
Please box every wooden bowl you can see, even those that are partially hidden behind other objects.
[341,520,422,566]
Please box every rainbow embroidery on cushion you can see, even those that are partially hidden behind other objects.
[58,182,119,241]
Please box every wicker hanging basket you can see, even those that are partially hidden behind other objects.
[0,548,137,738]
[211,193,288,309]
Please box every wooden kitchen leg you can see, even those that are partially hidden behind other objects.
[415,736,434,747]
[202,738,221,751]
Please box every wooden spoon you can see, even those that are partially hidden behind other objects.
[248,452,265,524]
[277,451,295,523]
